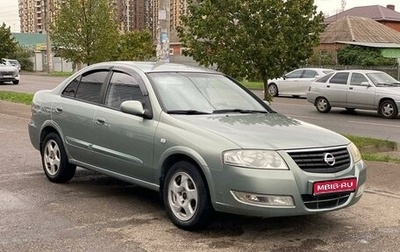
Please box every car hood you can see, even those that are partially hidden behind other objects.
[173,113,349,150]
[0,65,18,72]
[376,87,400,95]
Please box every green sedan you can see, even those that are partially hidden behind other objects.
[28,61,366,230]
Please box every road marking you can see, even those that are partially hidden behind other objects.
[286,114,323,120]
[349,120,400,129]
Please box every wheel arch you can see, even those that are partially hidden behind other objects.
[158,150,214,204]
[378,97,396,107]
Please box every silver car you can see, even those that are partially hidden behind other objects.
[267,68,334,97]
[0,62,20,84]
[307,70,400,119]
[28,62,366,230]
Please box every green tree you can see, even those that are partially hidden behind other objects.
[50,0,119,65]
[112,30,155,61]
[337,45,397,66]
[0,23,18,59]
[178,0,324,100]
[8,46,34,71]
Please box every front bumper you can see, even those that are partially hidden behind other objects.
[0,74,20,82]
[210,157,366,217]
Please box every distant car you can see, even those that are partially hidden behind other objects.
[28,61,366,230]
[0,61,20,84]
[1,58,21,72]
[267,68,334,97]
[307,70,400,119]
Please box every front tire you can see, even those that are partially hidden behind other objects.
[379,100,398,119]
[268,84,278,97]
[163,161,213,231]
[41,133,76,183]
[12,80,19,84]
[316,97,331,113]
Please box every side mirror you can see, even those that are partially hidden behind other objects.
[120,100,145,116]
[360,81,371,87]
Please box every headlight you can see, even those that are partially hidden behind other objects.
[348,142,362,163]
[223,150,288,169]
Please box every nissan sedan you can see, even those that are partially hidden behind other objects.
[28,62,366,230]
[307,70,400,119]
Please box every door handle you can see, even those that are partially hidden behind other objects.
[95,117,106,125]
[326,85,330,88]
[54,106,63,113]
[349,87,353,90]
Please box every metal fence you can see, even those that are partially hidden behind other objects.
[307,65,400,80]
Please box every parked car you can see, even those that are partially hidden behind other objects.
[1,58,21,72]
[0,61,20,84]
[28,62,366,230]
[307,70,400,119]
[267,68,334,97]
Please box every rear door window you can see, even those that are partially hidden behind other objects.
[302,70,317,78]
[329,72,349,85]
[62,70,109,104]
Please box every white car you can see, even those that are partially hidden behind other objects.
[307,70,400,119]
[267,68,334,97]
[0,62,20,84]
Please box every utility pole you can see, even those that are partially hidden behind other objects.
[45,0,52,73]
[156,0,170,62]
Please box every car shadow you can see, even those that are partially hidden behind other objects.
[65,168,345,236]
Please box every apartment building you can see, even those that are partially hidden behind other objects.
[18,0,58,33]
[18,0,152,33]
[114,0,152,32]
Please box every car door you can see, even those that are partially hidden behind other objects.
[90,68,156,183]
[323,72,350,107]
[296,69,318,96]
[52,69,110,164]
[278,69,304,95]
[346,72,376,109]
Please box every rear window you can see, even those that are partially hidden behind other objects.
[315,72,334,83]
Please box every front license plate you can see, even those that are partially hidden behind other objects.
[3,75,12,78]
[313,178,357,195]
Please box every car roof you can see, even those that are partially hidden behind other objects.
[333,69,384,74]
[295,68,334,71]
[89,61,219,74]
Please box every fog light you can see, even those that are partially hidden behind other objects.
[356,183,365,198]
[231,191,295,207]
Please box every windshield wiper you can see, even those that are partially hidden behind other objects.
[212,109,268,114]
[167,110,212,115]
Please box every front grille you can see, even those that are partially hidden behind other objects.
[302,193,350,209]
[287,147,350,173]
[0,71,16,77]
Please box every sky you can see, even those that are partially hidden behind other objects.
[0,0,395,33]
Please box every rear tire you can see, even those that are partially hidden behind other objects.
[379,100,398,119]
[41,133,76,183]
[316,97,331,113]
[268,84,278,97]
[163,161,213,231]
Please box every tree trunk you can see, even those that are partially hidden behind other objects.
[260,70,272,102]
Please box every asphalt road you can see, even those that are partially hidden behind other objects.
[0,98,399,251]
[1,73,400,142]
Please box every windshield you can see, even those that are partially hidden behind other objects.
[148,72,270,114]
[366,72,400,87]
